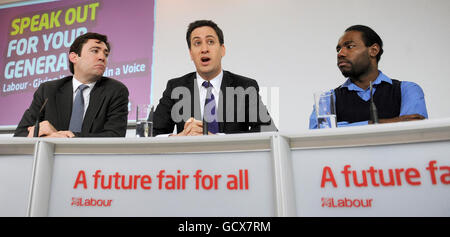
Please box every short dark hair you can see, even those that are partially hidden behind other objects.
[69,32,110,74]
[345,25,383,62]
[186,20,224,49]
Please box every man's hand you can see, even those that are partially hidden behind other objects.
[27,121,75,138]
[370,114,426,124]
[45,131,76,138]
[170,117,215,136]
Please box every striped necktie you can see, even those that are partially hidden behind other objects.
[202,81,219,134]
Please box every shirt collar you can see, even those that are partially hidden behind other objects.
[341,70,392,91]
[72,77,97,93]
[196,71,223,90]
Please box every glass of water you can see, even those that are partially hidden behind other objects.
[136,104,154,137]
[314,90,337,129]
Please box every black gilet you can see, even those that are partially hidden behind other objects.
[334,79,401,123]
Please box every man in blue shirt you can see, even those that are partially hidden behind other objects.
[309,25,428,129]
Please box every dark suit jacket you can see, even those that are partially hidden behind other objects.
[14,76,129,137]
[153,71,277,135]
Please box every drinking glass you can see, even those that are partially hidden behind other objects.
[314,90,337,129]
[136,104,153,137]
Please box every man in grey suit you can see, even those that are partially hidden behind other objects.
[14,32,129,137]
[153,20,276,136]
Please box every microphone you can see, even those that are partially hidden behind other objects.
[203,81,210,135]
[135,104,139,124]
[148,105,154,122]
[369,81,379,124]
[203,115,208,135]
[329,90,337,127]
[34,98,48,137]
[148,105,154,137]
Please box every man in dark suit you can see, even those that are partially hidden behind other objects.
[14,32,129,137]
[153,20,276,136]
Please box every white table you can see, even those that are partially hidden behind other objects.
[1,118,449,217]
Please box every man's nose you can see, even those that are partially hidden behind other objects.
[337,48,346,58]
[201,43,209,53]
[98,52,106,61]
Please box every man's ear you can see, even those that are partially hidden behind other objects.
[369,43,380,59]
[68,52,78,64]
[221,44,226,57]
[189,48,194,61]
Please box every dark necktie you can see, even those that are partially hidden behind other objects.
[69,84,89,133]
[202,81,219,134]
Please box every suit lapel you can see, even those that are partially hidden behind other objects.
[56,78,73,130]
[188,74,202,120]
[82,78,106,133]
[219,71,233,130]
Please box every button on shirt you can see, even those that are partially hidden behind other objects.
[72,77,96,119]
[309,71,428,129]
